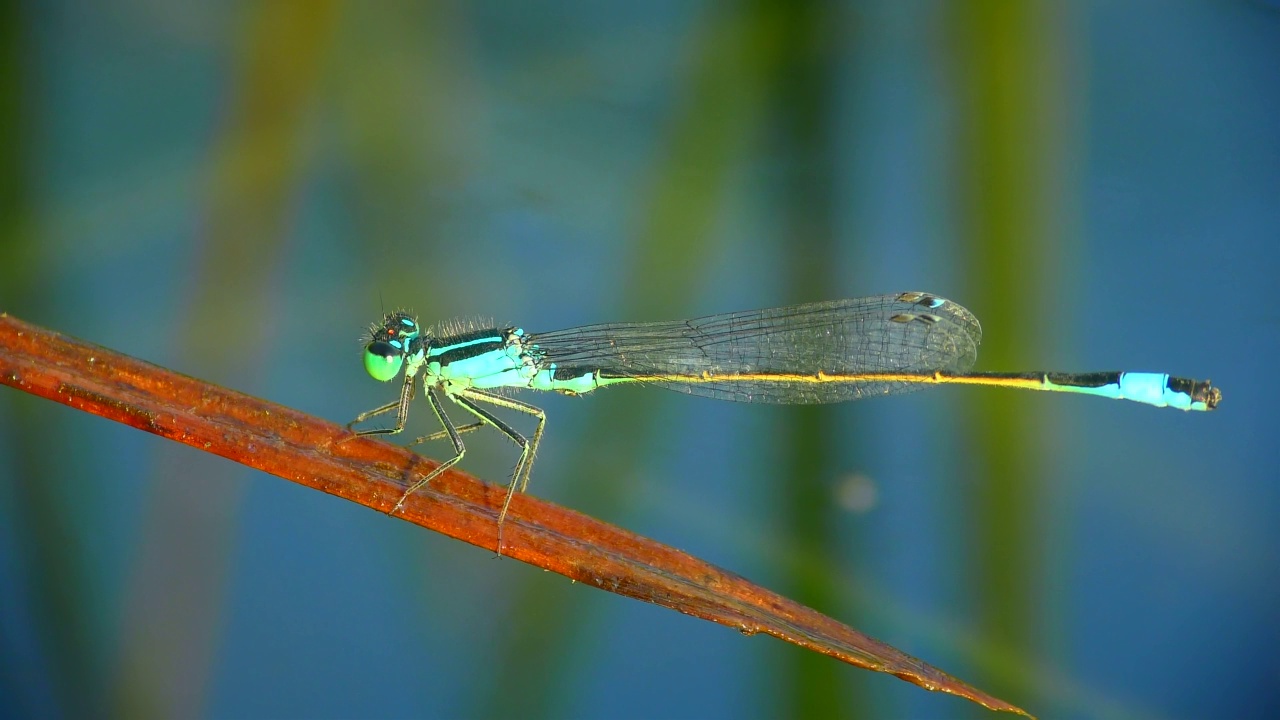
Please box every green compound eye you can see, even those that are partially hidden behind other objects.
[363,341,405,381]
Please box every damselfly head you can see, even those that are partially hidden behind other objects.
[362,312,421,382]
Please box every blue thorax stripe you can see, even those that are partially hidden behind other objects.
[428,329,509,366]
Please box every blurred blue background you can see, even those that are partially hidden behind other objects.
[1,1,1277,718]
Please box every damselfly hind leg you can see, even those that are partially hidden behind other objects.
[456,389,547,553]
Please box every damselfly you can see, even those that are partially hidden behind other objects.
[348,292,1219,528]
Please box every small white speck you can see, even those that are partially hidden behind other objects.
[834,472,878,514]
